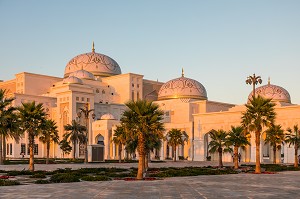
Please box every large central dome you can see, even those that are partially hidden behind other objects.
[64,43,121,78]
[158,70,207,100]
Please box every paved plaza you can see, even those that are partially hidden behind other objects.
[0,161,300,199]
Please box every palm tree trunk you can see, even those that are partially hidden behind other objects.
[234,146,239,169]
[173,145,177,162]
[73,141,76,160]
[46,142,50,164]
[29,135,35,171]
[145,153,149,171]
[294,144,298,168]
[84,139,88,163]
[255,131,261,173]
[273,146,277,164]
[118,143,122,163]
[218,149,223,168]
[137,134,145,180]
[2,137,6,161]
[0,135,3,165]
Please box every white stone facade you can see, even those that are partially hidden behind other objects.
[1,46,300,163]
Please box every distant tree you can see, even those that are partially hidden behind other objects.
[208,129,231,168]
[166,129,189,162]
[39,119,59,164]
[227,126,250,169]
[112,125,127,163]
[59,139,72,158]
[285,125,300,167]
[264,125,285,164]
[63,120,86,160]
[0,89,21,164]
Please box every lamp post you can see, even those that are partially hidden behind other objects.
[246,73,262,98]
[77,103,95,163]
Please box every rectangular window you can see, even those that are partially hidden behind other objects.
[165,111,170,117]
[27,145,30,155]
[137,92,140,100]
[81,97,84,102]
[79,144,85,156]
[131,91,134,101]
[76,97,79,101]
[6,144,9,155]
[21,143,26,154]
[34,144,38,155]
[10,144,12,155]
[87,98,90,102]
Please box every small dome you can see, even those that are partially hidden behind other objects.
[69,69,95,80]
[64,43,121,78]
[62,76,83,85]
[100,113,116,120]
[158,71,207,100]
[248,81,291,103]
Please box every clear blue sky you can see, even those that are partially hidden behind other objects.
[1,0,300,104]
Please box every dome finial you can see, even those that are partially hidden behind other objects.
[268,77,270,85]
[182,68,184,77]
[92,41,95,53]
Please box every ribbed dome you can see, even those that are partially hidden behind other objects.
[70,69,95,80]
[64,44,121,78]
[158,72,207,101]
[248,81,291,103]
[62,76,83,85]
[100,113,116,120]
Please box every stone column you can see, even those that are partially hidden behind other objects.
[160,141,164,160]
[112,143,116,159]
[104,130,110,160]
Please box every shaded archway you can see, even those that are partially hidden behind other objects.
[204,133,212,161]
[95,134,104,145]
[261,132,271,163]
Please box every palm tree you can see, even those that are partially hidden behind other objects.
[121,100,164,180]
[166,129,189,162]
[0,89,21,164]
[18,101,46,171]
[59,139,72,158]
[112,125,127,163]
[144,132,163,169]
[241,95,276,173]
[63,120,86,160]
[264,125,285,164]
[227,126,250,169]
[285,125,300,167]
[39,119,59,164]
[0,107,21,164]
[208,129,231,168]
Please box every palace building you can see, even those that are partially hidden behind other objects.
[1,44,299,163]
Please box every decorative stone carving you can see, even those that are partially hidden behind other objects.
[64,51,121,77]
[158,76,207,100]
[248,83,291,103]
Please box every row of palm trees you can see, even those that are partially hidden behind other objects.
[208,96,300,173]
[0,89,89,171]
[208,126,249,169]
[0,89,61,170]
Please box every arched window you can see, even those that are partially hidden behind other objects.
[96,134,104,145]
